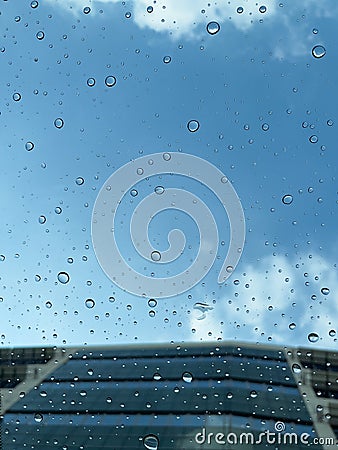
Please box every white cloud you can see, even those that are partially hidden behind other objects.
[188,252,338,350]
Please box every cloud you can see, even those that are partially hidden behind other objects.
[188,252,338,350]
[45,0,277,37]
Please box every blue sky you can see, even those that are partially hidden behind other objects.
[0,0,337,349]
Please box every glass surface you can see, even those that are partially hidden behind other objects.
[1,2,337,348]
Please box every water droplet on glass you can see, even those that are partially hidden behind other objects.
[289,322,296,330]
[163,55,171,64]
[207,21,220,35]
[227,392,233,399]
[34,413,43,423]
[151,251,161,262]
[130,189,138,197]
[308,332,319,343]
[321,287,330,295]
[31,1,39,8]
[40,391,47,397]
[282,194,293,205]
[182,372,193,383]
[125,11,131,18]
[312,45,326,59]
[259,5,267,13]
[0,255,5,261]
[13,92,21,101]
[262,123,269,131]
[147,6,153,13]
[105,76,116,87]
[327,119,334,126]
[57,272,70,284]
[85,298,95,309]
[25,141,34,151]
[87,77,95,87]
[312,28,318,34]
[250,390,258,398]
[149,310,155,317]
[54,118,64,129]
[75,177,84,185]
[38,215,46,224]
[36,31,45,40]
[154,186,164,195]
[35,274,41,282]
[83,6,91,14]
[329,329,336,337]
[45,301,52,309]
[143,435,159,450]
[237,6,244,14]
[153,373,162,381]
[136,167,144,175]
[148,298,157,308]
[109,296,115,303]
[292,363,302,374]
[187,120,200,132]
[309,135,318,143]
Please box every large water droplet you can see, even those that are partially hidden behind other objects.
[85,298,95,308]
[259,5,267,13]
[57,272,70,284]
[83,6,91,14]
[187,120,200,132]
[206,21,220,35]
[182,372,193,383]
[143,435,159,450]
[151,251,161,262]
[34,413,43,423]
[154,186,164,195]
[282,194,293,205]
[308,332,319,343]
[13,92,21,101]
[25,141,34,151]
[320,287,330,295]
[148,298,157,308]
[105,76,116,87]
[163,55,171,64]
[75,177,84,185]
[312,45,326,59]
[87,77,96,87]
[54,118,64,129]
[153,373,162,381]
[36,31,45,40]
[309,135,318,143]
[38,215,46,224]
[292,363,302,374]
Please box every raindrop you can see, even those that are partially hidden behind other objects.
[36,31,45,40]
[309,135,318,143]
[31,1,39,8]
[25,141,34,151]
[182,372,193,383]
[207,21,220,35]
[151,251,161,262]
[75,177,84,185]
[329,329,336,337]
[221,176,228,184]
[83,6,91,14]
[34,413,43,423]
[292,363,302,374]
[154,186,164,195]
[54,118,64,129]
[289,322,296,330]
[137,167,144,175]
[13,93,21,101]
[35,275,41,282]
[163,56,171,64]
[312,45,326,59]
[262,123,269,131]
[0,255,5,261]
[227,392,233,399]
[147,6,153,13]
[57,272,70,284]
[109,296,115,303]
[38,215,46,224]
[320,287,330,295]
[327,119,334,126]
[237,6,244,13]
[45,301,52,309]
[250,390,258,398]
[85,298,95,309]
[187,120,200,132]
[153,373,162,381]
[308,332,319,343]
[149,310,155,317]
[130,189,138,197]
[125,11,131,18]
[148,299,157,308]
[163,153,171,161]
[259,5,267,13]
[143,435,159,450]
[105,76,116,87]
[40,391,47,397]
[282,194,293,205]
[87,77,96,87]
